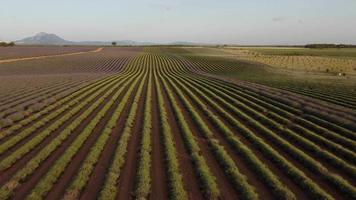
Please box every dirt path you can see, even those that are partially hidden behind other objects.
[0,48,103,64]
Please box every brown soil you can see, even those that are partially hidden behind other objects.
[182,75,309,199]
[77,79,142,200]
[167,76,267,199]
[198,72,356,130]
[115,77,148,200]
[0,77,110,144]
[0,78,118,162]
[0,80,86,122]
[0,48,103,64]
[158,76,205,200]
[43,78,137,200]
[9,77,129,200]
[150,77,168,200]
[0,77,122,188]
[193,74,346,199]
[0,81,72,107]
[0,48,354,200]
[223,103,345,199]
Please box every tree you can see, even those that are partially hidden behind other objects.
[0,42,15,47]
[8,42,15,47]
[112,41,117,46]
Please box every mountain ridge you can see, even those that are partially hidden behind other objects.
[15,32,198,46]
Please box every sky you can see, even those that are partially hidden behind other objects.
[1,0,356,44]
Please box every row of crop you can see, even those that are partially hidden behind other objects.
[188,73,356,151]
[0,79,81,107]
[64,68,147,200]
[90,64,146,200]
[157,59,261,200]
[304,114,356,140]
[157,59,296,200]
[241,84,356,130]
[159,55,263,197]
[284,85,356,103]
[0,60,140,145]
[185,75,356,165]
[134,68,153,199]
[283,85,356,109]
[280,86,356,109]
[98,54,151,200]
[0,79,86,113]
[0,72,139,200]
[100,57,130,72]
[0,57,140,131]
[151,63,188,200]
[243,84,356,139]
[0,75,118,141]
[26,70,143,199]
[173,54,356,142]
[156,63,223,199]
[171,73,355,199]
[0,61,140,144]
[163,64,333,200]
[182,74,356,180]
[175,50,356,134]
[0,75,128,166]
[0,80,90,126]
[198,71,356,138]
[186,56,356,131]
[0,87,30,103]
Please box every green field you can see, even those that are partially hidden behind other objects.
[229,47,356,58]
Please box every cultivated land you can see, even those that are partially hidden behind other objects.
[0,46,355,200]
[179,47,356,109]
[0,46,97,60]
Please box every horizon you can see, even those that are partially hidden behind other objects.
[1,0,356,45]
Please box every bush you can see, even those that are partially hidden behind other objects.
[0,42,15,47]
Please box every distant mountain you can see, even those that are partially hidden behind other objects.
[16,32,73,45]
[168,41,198,45]
[15,33,154,46]
[75,40,156,46]
[15,32,201,46]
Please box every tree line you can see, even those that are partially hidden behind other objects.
[305,44,356,49]
[0,42,15,47]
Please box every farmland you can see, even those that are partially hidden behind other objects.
[0,46,355,200]
[0,46,97,60]
[177,47,356,109]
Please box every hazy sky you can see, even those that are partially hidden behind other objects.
[1,0,356,44]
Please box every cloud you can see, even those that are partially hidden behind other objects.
[272,17,288,22]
